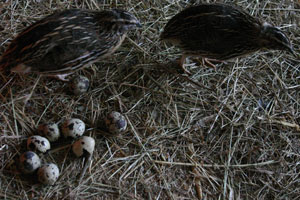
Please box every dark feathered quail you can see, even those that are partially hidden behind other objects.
[0,9,141,80]
[160,3,296,71]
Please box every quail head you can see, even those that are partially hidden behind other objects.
[160,3,296,70]
[0,9,141,81]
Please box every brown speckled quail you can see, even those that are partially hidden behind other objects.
[0,9,141,80]
[160,3,296,71]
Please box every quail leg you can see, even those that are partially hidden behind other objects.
[202,58,217,70]
[202,58,226,70]
[190,57,221,70]
[178,55,192,75]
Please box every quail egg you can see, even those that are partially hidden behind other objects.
[61,118,85,138]
[38,163,60,185]
[105,111,127,134]
[72,136,95,157]
[37,122,60,142]
[19,151,41,174]
[27,135,51,153]
[70,75,89,95]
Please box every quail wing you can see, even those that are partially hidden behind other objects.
[161,4,262,60]
[1,9,123,74]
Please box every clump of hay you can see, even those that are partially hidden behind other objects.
[0,0,299,199]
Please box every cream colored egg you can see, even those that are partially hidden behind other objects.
[38,122,60,142]
[72,136,95,157]
[27,135,51,153]
[19,151,41,174]
[38,163,60,185]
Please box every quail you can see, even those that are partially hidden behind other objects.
[0,9,141,81]
[160,3,296,71]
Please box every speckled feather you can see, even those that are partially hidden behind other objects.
[160,3,294,60]
[0,9,141,75]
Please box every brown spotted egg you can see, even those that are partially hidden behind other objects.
[37,122,60,142]
[70,75,89,95]
[61,118,85,138]
[38,163,60,185]
[105,111,127,134]
[27,135,51,153]
[19,151,41,174]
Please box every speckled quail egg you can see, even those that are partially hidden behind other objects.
[61,118,85,138]
[38,163,60,185]
[105,111,127,134]
[37,122,60,142]
[70,75,89,95]
[27,135,51,153]
[72,136,95,157]
[19,151,41,174]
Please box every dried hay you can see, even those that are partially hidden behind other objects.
[0,0,299,199]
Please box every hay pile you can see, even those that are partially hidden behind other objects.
[0,0,299,199]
